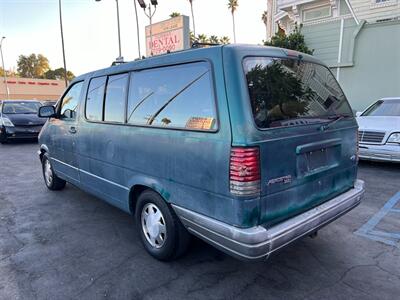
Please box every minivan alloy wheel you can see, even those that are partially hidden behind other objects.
[44,159,53,186]
[141,203,167,248]
[41,154,66,191]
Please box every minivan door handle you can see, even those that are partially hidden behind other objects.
[69,126,77,134]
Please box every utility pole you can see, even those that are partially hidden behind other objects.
[59,0,68,88]
[133,0,142,58]
[0,37,10,99]
[115,0,123,61]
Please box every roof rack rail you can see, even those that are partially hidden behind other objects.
[111,60,127,66]
[191,42,220,49]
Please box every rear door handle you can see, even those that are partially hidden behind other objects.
[69,126,77,134]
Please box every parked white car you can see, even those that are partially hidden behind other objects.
[357,97,400,162]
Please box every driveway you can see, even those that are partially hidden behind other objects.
[0,142,399,299]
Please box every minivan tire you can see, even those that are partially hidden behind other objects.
[136,190,190,261]
[41,154,66,191]
[0,135,7,144]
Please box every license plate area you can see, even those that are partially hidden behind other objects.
[307,148,327,170]
[296,139,341,177]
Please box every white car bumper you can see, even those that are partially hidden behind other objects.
[359,144,400,162]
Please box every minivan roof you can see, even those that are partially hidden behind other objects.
[379,97,400,101]
[74,44,322,82]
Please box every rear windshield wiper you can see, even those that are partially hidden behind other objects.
[319,115,349,131]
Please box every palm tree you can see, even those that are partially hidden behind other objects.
[170,12,181,18]
[209,35,219,44]
[188,0,196,36]
[262,11,268,40]
[197,34,209,43]
[228,0,238,43]
[161,118,171,126]
[219,36,230,44]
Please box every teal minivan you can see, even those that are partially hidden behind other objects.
[38,45,365,261]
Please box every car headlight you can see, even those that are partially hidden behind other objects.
[387,132,400,144]
[1,117,14,127]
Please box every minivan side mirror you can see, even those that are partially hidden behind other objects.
[355,111,362,117]
[38,105,57,118]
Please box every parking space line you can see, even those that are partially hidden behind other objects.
[369,230,400,240]
[355,191,400,247]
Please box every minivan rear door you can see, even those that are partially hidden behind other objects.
[226,50,358,226]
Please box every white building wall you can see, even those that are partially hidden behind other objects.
[350,0,400,22]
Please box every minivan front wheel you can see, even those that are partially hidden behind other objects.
[41,154,66,190]
[136,190,190,261]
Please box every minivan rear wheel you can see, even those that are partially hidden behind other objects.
[136,190,190,261]
[41,154,66,190]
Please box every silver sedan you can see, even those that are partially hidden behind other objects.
[357,97,400,162]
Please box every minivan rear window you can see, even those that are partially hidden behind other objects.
[243,57,352,129]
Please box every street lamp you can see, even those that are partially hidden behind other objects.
[0,37,10,99]
[96,0,124,62]
[137,0,158,56]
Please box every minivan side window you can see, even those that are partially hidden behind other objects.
[127,62,217,131]
[104,73,129,123]
[60,81,84,120]
[86,76,107,121]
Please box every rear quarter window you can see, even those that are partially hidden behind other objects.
[127,62,217,131]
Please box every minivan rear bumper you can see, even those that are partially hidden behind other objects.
[173,179,365,261]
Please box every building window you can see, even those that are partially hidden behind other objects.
[371,0,397,9]
[302,6,331,22]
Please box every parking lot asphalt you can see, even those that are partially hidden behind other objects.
[0,141,399,300]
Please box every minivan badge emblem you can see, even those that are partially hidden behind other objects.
[267,175,292,186]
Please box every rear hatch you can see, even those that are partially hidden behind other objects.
[228,51,358,226]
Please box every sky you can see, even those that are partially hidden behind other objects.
[0,0,268,76]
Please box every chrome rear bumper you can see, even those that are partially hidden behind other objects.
[173,179,365,261]
[359,144,400,162]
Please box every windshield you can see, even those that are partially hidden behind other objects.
[243,57,353,129]
[2,102,42,114]
[361,100,400,116]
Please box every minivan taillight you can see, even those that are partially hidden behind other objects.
[230,147,261,196]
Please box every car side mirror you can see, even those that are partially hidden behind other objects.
[38,105,57,118]
[355,111,362,117]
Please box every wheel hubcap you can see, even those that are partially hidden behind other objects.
[44,159,53,186]
[141,203,167,248]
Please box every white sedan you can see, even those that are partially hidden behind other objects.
[357,97,400,162]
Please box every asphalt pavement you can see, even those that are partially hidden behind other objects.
[0,141,399,300]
